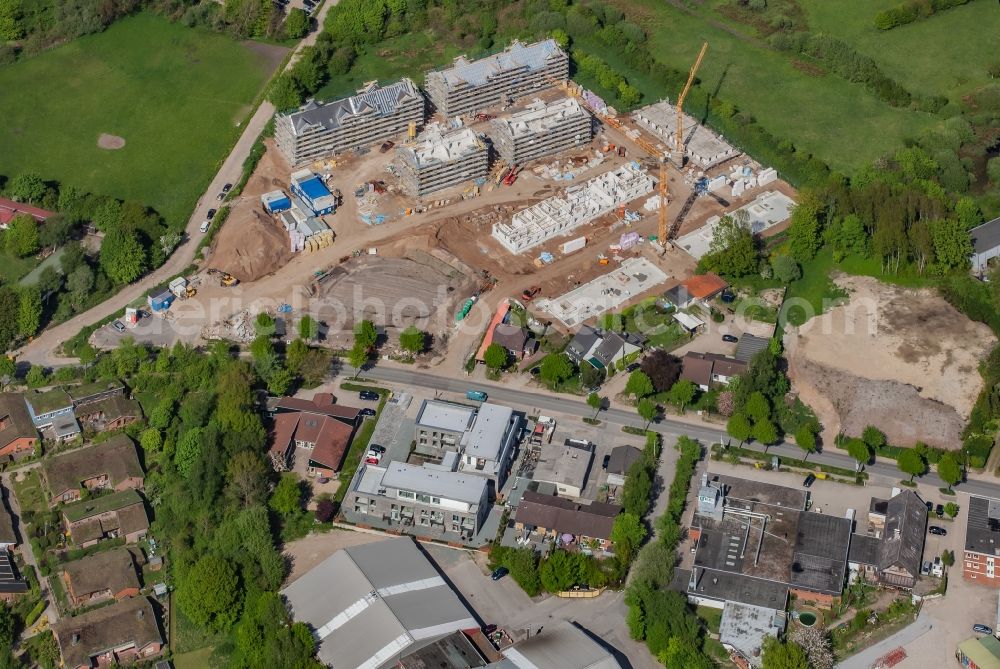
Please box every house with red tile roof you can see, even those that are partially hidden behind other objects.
[269,394,360,476]
[663,272,729,309]
[0,198,54,229]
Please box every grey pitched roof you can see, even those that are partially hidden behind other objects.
[734,335,770,363]
[54,597,162,668]
[966,496,1000,556]
[970,217,1000,255]
[427,40,564,92]
[283,79,422,136]
[606,446,642,476]
[566,325,601,361]
[878,490,926,575]
[848,533,879,566]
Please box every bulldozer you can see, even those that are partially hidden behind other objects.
[207,268,239,287]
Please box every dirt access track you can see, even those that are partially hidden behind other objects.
[785,275,996,450]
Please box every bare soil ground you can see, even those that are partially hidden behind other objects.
[786,275,996,449]
[97,133,125,150]
[282,529,386,585]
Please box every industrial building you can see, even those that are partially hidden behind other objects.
[633,100,740,169]
[274,79,425,166]
[491,97,592,164]
[492,162,655,254]
[396,124,489,197]
[425,40,569,118]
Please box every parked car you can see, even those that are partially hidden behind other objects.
[974,624,994,635]
[935,504,945,517]
[626,362,641,372]
[200,220,210,233]
[482,624,497,635]
[722,334,739,343]
[932,557,944,577]
[720,290,736,303]
[929,526,947,536]
[111,320,126,333]
[466,390,488,401]
[925,501,933,512]
[491,567,509,581]
[206,208,217,220]
[365,449,383,465]
[920,561,932,576]
[602,454,611,470]
[369,445,385,454]
[802,473,816,488]
[359,390,379,401]
[359,408,376,417]
[217,183,233,200]
[379,140,395,153]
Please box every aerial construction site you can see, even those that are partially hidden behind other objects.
[141,38,798,363]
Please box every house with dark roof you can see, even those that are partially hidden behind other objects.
[0,549,28,601]
[681,352,747,391]
[513,490,621,552]
[24,388,80,442]
[0,484,17,551]
[734,334,771,363]
[0,198,54,229]
[60,547,141,608]
[53,596,164,669]
[606,446,643,487]
[269,393,361,476]
[0,393,38,459]
[43,435,144,504]
[62,490,149,548]
[491,322,533,359]
[964,496,1000,587]
[75,396,143,432]
[848,490,926,589]
[565,325,644,372]
[970,216,1000,274]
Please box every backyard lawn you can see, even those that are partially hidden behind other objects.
[0,13,284,227]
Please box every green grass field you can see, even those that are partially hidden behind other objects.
[799,0,995,101]
[0,14,283,227]
[618,0,938,173]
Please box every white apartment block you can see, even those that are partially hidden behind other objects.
[632,100,740,169]
[274,79,425,167]
[491,97,593,165]
[492,162,656,254]
[425,40,569,118]
[396,124,489,197]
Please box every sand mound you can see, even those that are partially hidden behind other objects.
[210,209,292,283]
[97,133,125,150]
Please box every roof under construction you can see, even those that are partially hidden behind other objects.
[283,79,422,136]
[429,40,564,92]
[398,124,485,170]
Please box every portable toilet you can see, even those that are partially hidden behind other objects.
[147,287,174,313]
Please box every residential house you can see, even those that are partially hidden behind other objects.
[24,388,80,441]
[964,496,1000,586]
[606,445,643,488]
[734,334,770,363]
[75,396,142,432]
[415,400,521,490]
[565,325,644,372]
[0,485,16,551]
[0,393,38,458]
[491,322,533,359]
[681,352,748,391]
[848,490,926,589]
[0,550,28,601]
[43,435,144,504]
[62,490,149,548]
[268,393,360,476]
[0,198,54,229]
[53,596,164,669]
[344,461,490,544]
[281,537,478,669]
[970,216,1000,274]
[513,491,621,553]
[60,547,141,608]
[663,272,728,309]
[66,380,125,408]
[531,439,593,498]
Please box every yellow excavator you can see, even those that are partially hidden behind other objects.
[207,268,239,287]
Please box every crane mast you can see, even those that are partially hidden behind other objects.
[673,42,709,168]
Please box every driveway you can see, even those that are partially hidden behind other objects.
[16,0,341,368]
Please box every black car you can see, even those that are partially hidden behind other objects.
[803,473,816,488]
[602,454,611,470]
[626,362,641,372]
[491,567,509,581]
[720,290,736,303]
[359,408,376,417]
[929,526,947,536]
[925,500,933,512]
[206,208,217,220]
[722,334,739,343]
[359,390,379,401]
[935,504,945,517]
[369,444,385,454]
[222,183,233,194]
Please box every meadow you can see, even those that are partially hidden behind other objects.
[0,13,284,227]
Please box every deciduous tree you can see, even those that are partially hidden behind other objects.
[637,397,658,428]
[4,213,39,257]
[897,448,926,481]
[177,555,242,632]
[640,350,682,392]
[862,425,886,450]
[17,285,42,338]
[727,413,752,445]
[399,326,427,354]
[354,319,377,350]
[298,315,318,340]
[846,437,871,468]
[7,172,46,204]
[611,512,647,562]
[625,369,654,398]
[483,343,509,371]
[761,637,809,669]
[539,353,574,388]
[347,343,368,377]
[99,227,146,285]
[587,392,602,418]
[937,453,962,491]
[794,425,817,458]
[666,379,696,413]
[270,474,304,516]
[752,419,778,445]
[283,6,309,38]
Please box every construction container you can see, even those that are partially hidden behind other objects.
[559,237,587,255]
[261,190,291,214]
[147,287,174,313]
[168,277,188,298]
[620,232,640,250]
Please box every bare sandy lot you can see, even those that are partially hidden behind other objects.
[283,529,386,585]
[786,275,995,449]
[97,133,125,150]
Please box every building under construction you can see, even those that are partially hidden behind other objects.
[424,40,569,118]
[491,97,593,165]
[396,124,489,197]
[492,162,656,254]
[633,100,739,169]
[274,79,425,167]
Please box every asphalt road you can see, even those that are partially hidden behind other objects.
[354,364,1000,499]
[16,0,340,368]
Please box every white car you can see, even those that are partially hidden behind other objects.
[199,220,210,233]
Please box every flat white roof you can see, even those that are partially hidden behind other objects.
[535,257,669,327]
[677,190,795,260]
[416,399,476,433]
[494,97,589,139]
[462,403,514,460]
[673,312,704,330]
[382,462,488,505]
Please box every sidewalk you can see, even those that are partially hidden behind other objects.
[834,611,932,669]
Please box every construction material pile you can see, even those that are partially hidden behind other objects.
[201,308,259,343]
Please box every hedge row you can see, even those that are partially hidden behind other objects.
[874,0,970,30]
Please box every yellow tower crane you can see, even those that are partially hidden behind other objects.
[673,41,709,168]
